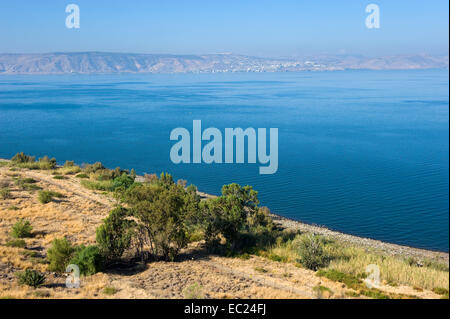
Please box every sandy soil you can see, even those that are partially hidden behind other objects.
[0,163,445,299]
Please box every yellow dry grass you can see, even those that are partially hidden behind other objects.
[0,162,448,299]
[267,234,449,292]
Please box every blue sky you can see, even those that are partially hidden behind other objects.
[0,0,448,56]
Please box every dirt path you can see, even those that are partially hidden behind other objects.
[0,164,444,299]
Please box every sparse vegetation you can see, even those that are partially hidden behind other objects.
[103,287,119,295]
[11,219,33,238]
[183,282,204,299]
[10,153,56,170]
[297,234,330,270]
[313,285,333,298]
[0,154,448,299]
[17,269,45,288]
[254,267,268,273]
[6,239,26,248]
[38,190,64,204]
[15,177,41,191]
[70,245,103,276]
[0,187,11,200]
[96,207,134,262]
[47,237,75,273]
[432,287,449,298]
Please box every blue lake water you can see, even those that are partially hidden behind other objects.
[0,70,448,252]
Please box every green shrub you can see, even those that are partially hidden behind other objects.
[53,175,65,180]
[6,239,26,248]
[17,269,45,288]
[38,190,64,204]
[111,174,134,189]
[199,183,275,254]
[37,156,57,170]
[70,245,103,276]
[75,173,89,179]
[121,177,190,261]
[47,237,75,273]
[0,187,11,200]
[11,153,56,170]
[182,282,204,299]
[96,207,134,262]
[15,178,41,191]
[20,178,36,184]
[11,219,32,238]
[11,152,35,163]
[64,161,75,167]
[103,287,119,295]
[316,269,361,289]
[80,179,114,192]
[297,234,329,271]
[433,287,449,297]
[83,162,105,174]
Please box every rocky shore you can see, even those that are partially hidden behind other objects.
[269,213,449,264]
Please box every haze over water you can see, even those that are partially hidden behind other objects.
[0,69,448,252]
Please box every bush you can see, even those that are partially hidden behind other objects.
[47,237,75,273]
[53,175,65,180]
[6,239,26,248]
[80,179,114,192]
[96,207,135,262]
[11,219,32,238]
[38,190,64,204]
[0,187,11,200]
[37,156,57,170]
[70,245,103,276]
[183,282,204,299]
[199,183,274,253]
[11,152,35,163]
[17,269,45,288]
[15,178,41,191]
[297,234,329,271]
[111,174,134,189]
[83,162,105,174]
[10,153,56,170]
[103,287,119,295]
[75,173,89,179]
[121,174,192,261]
[64,160,75,167]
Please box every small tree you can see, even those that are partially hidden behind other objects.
[122,175,189,261]
[70,245,103,276]
[96,207,135,262]
[47,237,75,272]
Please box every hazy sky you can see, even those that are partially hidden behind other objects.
[0,0,448,56]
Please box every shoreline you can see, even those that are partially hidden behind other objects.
[195,190,449,263]
[269,213,449,263]
[3,158,449,263]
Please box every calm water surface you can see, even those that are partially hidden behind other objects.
[0,70,448,251]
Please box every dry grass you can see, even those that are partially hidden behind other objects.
[0,162,447,299]
[266,233,449,291]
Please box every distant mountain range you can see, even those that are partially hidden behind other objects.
[0,52,448,74]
